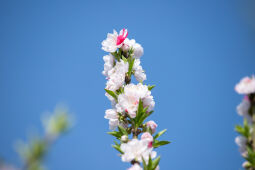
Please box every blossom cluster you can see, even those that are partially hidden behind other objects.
[235,76,255,169]
[102,29,170,170]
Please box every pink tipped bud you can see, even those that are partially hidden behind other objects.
[141,132,153,141]
[146,120,158,134]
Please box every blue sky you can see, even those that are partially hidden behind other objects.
[0,0,255,169]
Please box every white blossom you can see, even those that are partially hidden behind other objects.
[235,76,255,95]
[235,136,247,157]
[133,59,146,82]
[106,60,129,92]
[122,38,144,58]
[102,29,128,53]
[116,83,155,118]
[237,99,252,124]
[120,139,157,163]
[128,164,143,170]
[104,109,119,130]
[105,93,116,107]
[146,120,158,134]
[102,54,115,77]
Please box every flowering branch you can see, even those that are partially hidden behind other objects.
[102,29,170,170]
[235,76,255,169]
[16,106,72,170]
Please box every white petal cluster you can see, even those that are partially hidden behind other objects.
[102,54,115,77]
[116,83,155,118]
[120,139,157,163]
[235,136,247,157]
[133,59,146,82]
[122,38,144,59]
[235,76,255,95]
[104,109,119,130]
[237,99,252,124]
[106,60,129,92]
[128,164,143,170]
[101,30,124,53]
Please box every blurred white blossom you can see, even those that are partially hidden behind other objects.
[235,76,255,94]
[235,136,247,157]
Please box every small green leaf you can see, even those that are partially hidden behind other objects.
[118,125,128,136]
[105,89,117,101]
[154,129,167,140]
[111,52,120,61]
[135,99,144,124]
[128,58,135,76]
[128,47,134,57]
[142,157,148,170]
[112,144,123,154]
[121,55,128,63]
[107,131,122,138]
[114,141,119,146]
[152,156,160,170]
[153,140,171,148]
[148,155,153,169]
[148,85,155,91]
[235,125,243,134]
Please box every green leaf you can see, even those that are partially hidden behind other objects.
[111,52,120,61]
[112,144,123,154]
[107,131,122,138]
[104,89,117,101]
[135,99,144,125]
[153,140,171,148]
[128,58,135,76]
[246,145,255,165]
[152,156,160,170]
[114,141,119,146]
[235,125,243,134]
[128,47,134,57]
[235,121,250,138]
[154,129,167,140]
[148,85,155,91]
[137,114,148,128]
[148,155,153,169]
[118,125,128,136]
[121,55,128,63]
[142,157,148,170]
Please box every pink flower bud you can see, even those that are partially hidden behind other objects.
[146,120,157,134]
[141,132,153,142]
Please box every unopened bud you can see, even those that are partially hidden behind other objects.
[121,135,128,142]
